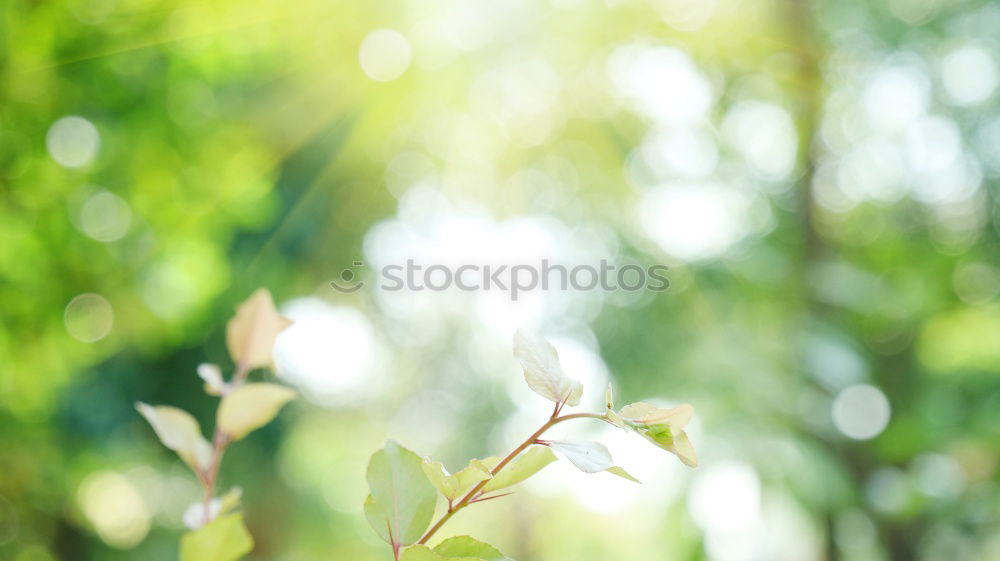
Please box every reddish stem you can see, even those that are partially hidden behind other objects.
[199,361,249,524]
[415,409,605,545]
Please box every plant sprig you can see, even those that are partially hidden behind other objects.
[364,330,698,561]
[136,289,296,561]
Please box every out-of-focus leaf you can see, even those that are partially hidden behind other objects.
[198,363,229,396]
[182,487,244,530]
[513,330,582,406]
[365,441,437,547]
[433,535,512,561]
[135,403,213,473]
[422,458,492,501]
[226,289,292,370]
[217,383,295,440]
[179,513,253,561]
[481,447,556,492]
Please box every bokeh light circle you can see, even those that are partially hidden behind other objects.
[78,190,132,242]
[359,29,412,82]
[46,116,100,168]
[64,293,114,342]
[832,384,891,440]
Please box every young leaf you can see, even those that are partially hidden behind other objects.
[618,402,698,467]
[422,458,492,501]
[547,440,641,483]
[400,538,511,561]
[197,363,228,396]
[606,466,641,483]
[398,546,446,561]
[365,441,438,548]
[398,545,482,561]
[226,289,292,370]
[433,535,512,561]
[513,330,583,406]
[217,383,296,440]
[179,513,253,561]
[620,402,693,427]
[547,440,613,473]
[184,487,245,529]
[481,446,557,493]
[135,403,213,473]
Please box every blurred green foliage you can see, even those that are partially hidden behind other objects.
[2,0,1000,560]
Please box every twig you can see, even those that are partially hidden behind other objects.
[415,410,606,545]
[199,361,249,525]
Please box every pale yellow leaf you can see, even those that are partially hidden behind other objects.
[136,403,213,473]
[670,432,698,467]
[226,289,292,370]
[217,383,296,440]
[606,466,641,483]
[197,363,228,396]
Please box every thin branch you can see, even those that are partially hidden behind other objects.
[468,492,515,505]
[415,409,607,545]
[199,361,249,524]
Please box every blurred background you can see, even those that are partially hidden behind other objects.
[2,0,1000,559]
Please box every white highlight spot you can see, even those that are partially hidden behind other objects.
[722,101,798,181]
[274,298,376,406]
[863,66,930,133]
[941,45,998,106]
[641,125,719,179]
[359,29,412,82]
[610,45,713,124]
[832,384,891,440]
[639,183,752,261]
[47,116,100,168]
[689,462,761,533]
[64,293,114,343]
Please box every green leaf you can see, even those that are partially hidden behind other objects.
[422,458,492,501]
[606,466,641,483]
[433,536,512,561]
[363,494,391,544]
[365,441,438,548]
[398,546,445,561]
[399,537,513,561]
[179,513,253,561]
[136,403,213,473]
[481,446,556,493]
[217,383,295,440]
[513,330,583,406]
[398,545,482,561]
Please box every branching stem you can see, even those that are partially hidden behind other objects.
[415,407,606,545]
[199,361,249,525]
